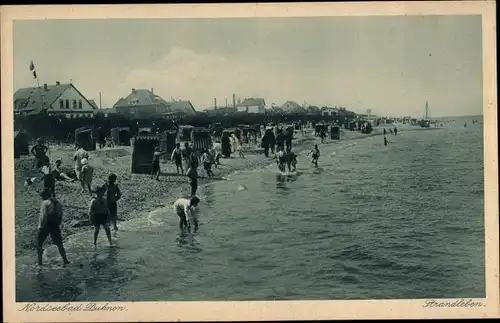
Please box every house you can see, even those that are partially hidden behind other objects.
[14,82,95,118]
[88,100,99,110]
[236,98,266,114]
[95,107,117,117]
[205,106,237,116]
[113,88,196,119]
[280,101,305,114]
[322,107,339,116]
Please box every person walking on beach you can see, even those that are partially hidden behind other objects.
[383,128,387,135]
[105,173,121,232]
[308,144,320,167]
[171,143,184,175]
[201,149,214,178]
[40,156,56,196]
[320,129,327,144]
[394,127,398,136]
[231,134,244,158]
[31,138,50,169]
[73,144,89,184]
[173,196,201,231]
[80,158,94,194]
[389,128,393,135]
[285,128,293,151]
[151,146,167,180]
[89,185,113,248]
[186,163,199,196]
[37,188,70,267]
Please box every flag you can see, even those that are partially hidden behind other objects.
[29,60,35,71]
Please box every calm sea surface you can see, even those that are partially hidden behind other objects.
[16,117,485,301]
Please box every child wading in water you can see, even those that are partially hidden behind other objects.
[37,189,70,266]
[89,185,113,248]
[105,173,122,232]
[186,163,199,196]
[308,144,320,167]
[201,149,214,178]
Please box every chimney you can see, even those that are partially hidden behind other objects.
[214,98,217,109]
[233,94,236,108]
[43,84,48,91]
[132,88,135,92]
[56,81,60,86]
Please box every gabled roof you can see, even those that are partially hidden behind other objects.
[238,98,266,107]
[16,83,72,114]
[88,100,99,109]
[280,101,305,112]
[166,100,196,116]
[113,89,168,108]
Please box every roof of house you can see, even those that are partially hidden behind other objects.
[166,100,196,116]
[238,98,266,107]
[114,89,168,108]
[15,83,71,114]
[281,101,305,112]
[14,83,94,115]
[88,100,99,109]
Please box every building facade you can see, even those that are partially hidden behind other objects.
[236,98,266,114]
[14,82,95,118]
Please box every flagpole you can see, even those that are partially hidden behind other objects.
[30,60,46,113]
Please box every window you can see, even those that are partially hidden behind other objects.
[78,100,82,109]
[65,100,69,109]
[59,99,64,109]
[73,99,77,109]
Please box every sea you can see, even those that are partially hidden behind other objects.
[15,116,485,301]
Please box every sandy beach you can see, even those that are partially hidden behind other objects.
[14,125,417,257]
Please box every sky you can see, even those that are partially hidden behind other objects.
[13,15,482,117]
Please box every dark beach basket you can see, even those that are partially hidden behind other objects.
[75,127,96,151]
[330,126,340,140]
[131,134,160,174]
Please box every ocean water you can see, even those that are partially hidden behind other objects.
[16,118,485,301]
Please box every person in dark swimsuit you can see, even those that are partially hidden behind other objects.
[40,156,56,196]
[105,173,122,232]
[37,189,70,266]
[31,138,49,169]
[186,163,199,197]
[151,146,167,180]
[171,143,184,174]
[89,185,113,248]
[308,144,320,167]
[285,148,298,172]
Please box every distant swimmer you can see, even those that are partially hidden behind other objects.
[37,188,70,267]
[171,143,184,175]
[308,144,320,167]
[89,185,113,248]
[173,196,201,231]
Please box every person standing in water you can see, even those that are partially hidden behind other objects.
[80,158,94,194]
[151,146,167,180]
[31,138,50,169]
[394,127,398,136]
[383,128,387,135]
[307,144,320,167]
[171,143,184,175]
[105,173,122,232]
[173,196,201,231]
[273,148,286,172]
[186,162,199,196]
[89,185,113,248]
[384,136,390,146]
[201,149,214,178]
[285,148,298,172]
[37,188,70,266]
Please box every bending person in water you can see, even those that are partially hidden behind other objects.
[272,149,286,172]
[307,144,320,167]
[173,196,201,231]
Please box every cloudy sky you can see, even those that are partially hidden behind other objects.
[13,15,482,117]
